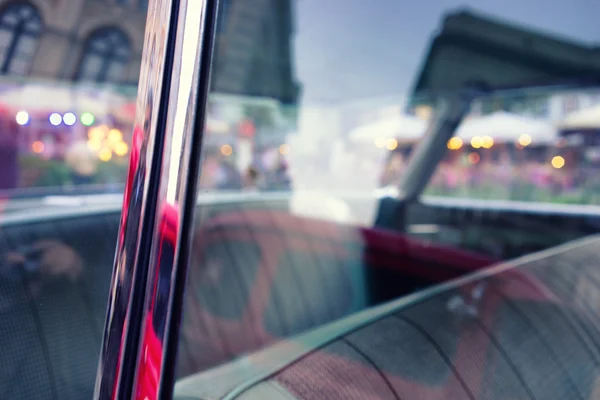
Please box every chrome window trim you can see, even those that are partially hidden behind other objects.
[6,190,600,230]
[93,0,219,398]
[397,91,476,202]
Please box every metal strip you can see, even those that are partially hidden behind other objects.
[399,88,481,202]
[93,0,218,399]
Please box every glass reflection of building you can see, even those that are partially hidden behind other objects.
[0,0,300,190]
[206,0,300,179]
[211,0,300,105]
[0,0,301,114]
[0,0,146,85]
[410,10,600,120]
[0,0,299,99]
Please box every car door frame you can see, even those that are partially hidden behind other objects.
[93,0,219,399]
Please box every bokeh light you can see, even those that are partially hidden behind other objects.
[468,152,480,164]
[88,126,107,141]
[108,129,123,144]
[16,111,29,125]
[220,144,233,156]
[49,113,62,126]
[31,141,44,153]
[447,137,463,150]
[98,148,112,162]
[470,136,482,149]
[551,155,565,169]
[386,138,398,151]
[482,136,494,149]
[374,137,386,148]
[63,112,77,126]
[81,112,95,126]
[114,142,129,156]
[279,144,290,155]
[518,134,532,147]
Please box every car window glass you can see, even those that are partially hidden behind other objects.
[176,2,600,396]
[424,87,600,205]
[0,1,146,399]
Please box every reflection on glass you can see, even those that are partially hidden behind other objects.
[77,29,131,83]
[0,1,145,202]
[424,87,600,205]
[175,2,600,400]
[0,82,135,193]
[0,1,147,398]
[0,3,41,75]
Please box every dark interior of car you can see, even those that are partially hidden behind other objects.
[175,232,600,400]
[2,194,598,399]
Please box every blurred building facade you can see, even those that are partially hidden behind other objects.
[0,0,146,85]
[0,0,300,104]
[0,0,300,190]
[212,0,300,104]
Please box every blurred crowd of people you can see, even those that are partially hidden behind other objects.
[198,148,291,192]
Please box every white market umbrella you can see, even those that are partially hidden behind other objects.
[0,84,126,119]
[456,111,556,144]
[559,104,600,130]
[349,113,427,143]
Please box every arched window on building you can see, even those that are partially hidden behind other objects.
[0,2,42,75]
[76,27,131,83]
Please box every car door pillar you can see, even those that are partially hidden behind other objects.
[94,1,218,399]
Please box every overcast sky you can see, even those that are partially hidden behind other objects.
[293,0,600,104]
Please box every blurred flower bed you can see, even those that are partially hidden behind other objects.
[19,154,128,190]
[424,172,600,205]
